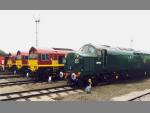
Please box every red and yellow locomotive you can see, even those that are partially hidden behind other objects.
[0,56,5,71]
[5,53,16,72]
[15,50,29,75]
[0,49,8,71]
[26,47,73,81]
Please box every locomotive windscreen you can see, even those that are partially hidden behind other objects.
[79,44,97,56]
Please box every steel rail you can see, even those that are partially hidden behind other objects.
[0,80,38,87]
[0,85,76,101]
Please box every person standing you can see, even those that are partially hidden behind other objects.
[85,78,92,94]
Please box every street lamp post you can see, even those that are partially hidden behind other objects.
[35,19,40,48]
[130,39,133,49]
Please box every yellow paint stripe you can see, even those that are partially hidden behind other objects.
[28,64,64,68]
[22,64,29,66]
[38,64,64,67]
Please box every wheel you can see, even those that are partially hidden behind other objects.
[48,76,52,83]
[67,78,76,87]
[13,69,17,75]
[59,71,64,79]
[26,72,30,78]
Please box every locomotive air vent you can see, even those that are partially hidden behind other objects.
[118,47,134,51]
[52,48,73,51]
[101,45,110,47]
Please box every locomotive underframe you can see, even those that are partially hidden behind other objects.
[28,66,64,81]
[67,68,150,87]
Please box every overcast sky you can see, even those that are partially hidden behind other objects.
[0,10,150,53]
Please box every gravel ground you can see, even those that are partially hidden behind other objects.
[0,77,67,94]
[61,77,150,101]
[0,86,26,94]
[0,77,30,83]
[134,94,150,101]
[1,75,150,101]
[0,74,21,77]
[21,80,66,90]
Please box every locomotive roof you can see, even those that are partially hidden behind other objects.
[29,47,69,55]
[29,47,53,54]
[8,53,16,57]
[17,50,29,56]
[81,44,136,56]
[82,44,150,56]
[52,48,74,51]
[97,45,134,55]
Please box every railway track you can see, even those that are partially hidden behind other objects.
[128,90,150,101]
[0,80,38,87]
[0,85,82,101]
[0,72,14,75]
[0,75,23,79]
[111,88,150,101]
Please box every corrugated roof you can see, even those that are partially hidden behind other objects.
[8,53,16,57]
[17,50,29,56]
[29,46,69,55]
[29,47,54,54]
[82,44,135,56]
[52,48,73,51]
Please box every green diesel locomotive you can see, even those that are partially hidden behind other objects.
[64,44,150,86]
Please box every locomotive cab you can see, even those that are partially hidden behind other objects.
[28,47,66,72]
[16,51,22,69]
[0,49,7,71]
[27,47,71,81]
[15,51,29,74]
[28,49,39,72]
[5,53,16,72]
[65,44,105,86]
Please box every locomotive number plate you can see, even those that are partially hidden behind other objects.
[96,62,101,64]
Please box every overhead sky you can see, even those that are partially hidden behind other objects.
[0,10,150,53]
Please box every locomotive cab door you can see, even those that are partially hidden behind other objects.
[96,49,106,72]
[101,49,107,68]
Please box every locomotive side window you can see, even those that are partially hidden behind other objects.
[40,54,49,61]
[24,56,28,60]
[16,55,21,60]
[41,54,45,60]
[97,50,102,57]
[58,56,65,64]
[29,54,38,59]
[46,54,49,60]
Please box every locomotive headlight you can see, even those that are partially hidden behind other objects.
[74,58,79,63]
[71,73,76,80]
[74,55,80,64]
[59,71,64,78]
[26,72,30,78]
